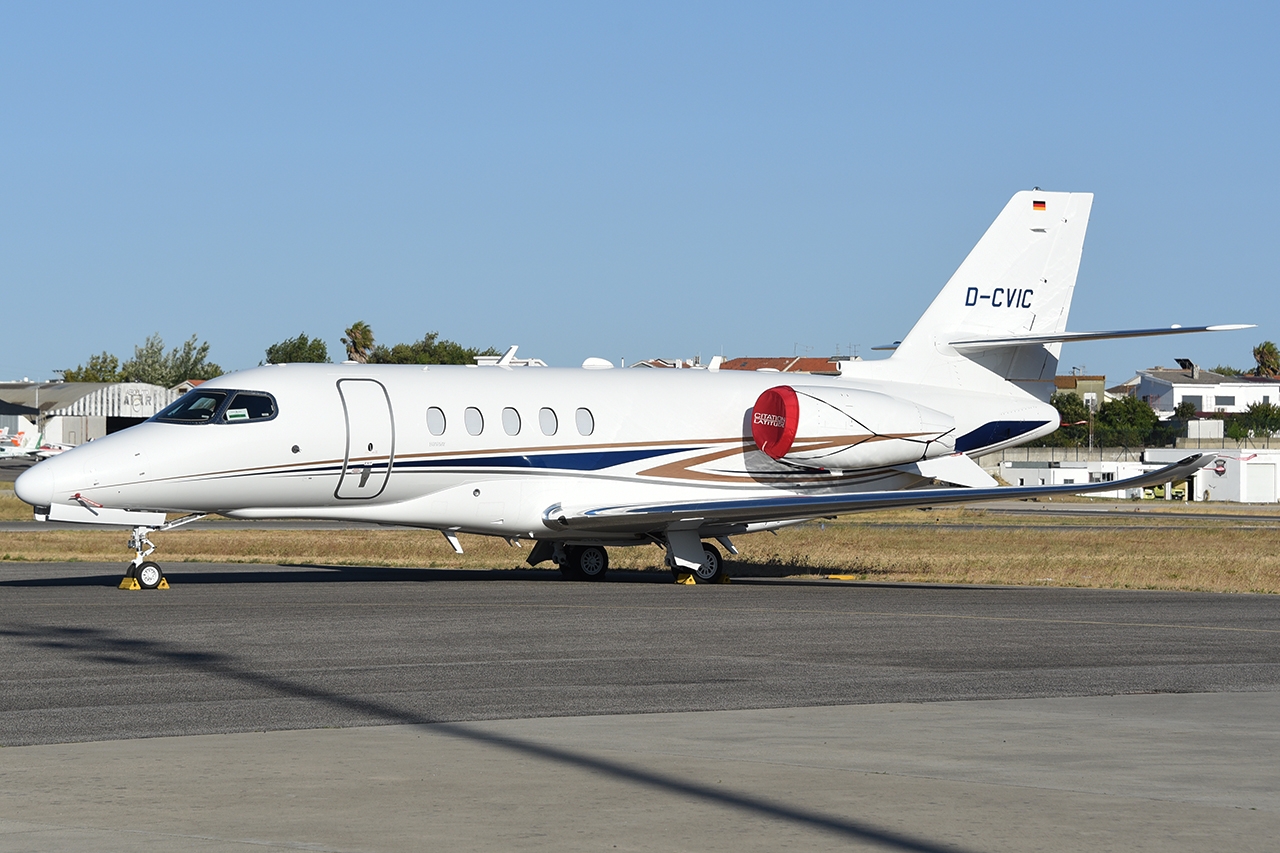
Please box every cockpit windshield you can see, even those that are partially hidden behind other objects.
[154,390,229,423]
[152,388,279,425]
[224,392,276,422]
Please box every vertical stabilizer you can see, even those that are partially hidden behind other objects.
[890,191,1093,395]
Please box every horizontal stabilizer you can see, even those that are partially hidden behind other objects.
[950,324,1255,351]
[548,454,1216,534]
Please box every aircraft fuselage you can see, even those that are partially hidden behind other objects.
[16,362,1055,543]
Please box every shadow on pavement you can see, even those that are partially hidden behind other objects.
[0,560,1008,590]
[0,563,681,587]
[0,621,976,853]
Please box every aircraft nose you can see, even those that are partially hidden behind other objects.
[14,461,54,508]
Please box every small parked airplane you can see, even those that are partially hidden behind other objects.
[32,440,74,460]
[15,190,1249,589]
[0,430,41,460]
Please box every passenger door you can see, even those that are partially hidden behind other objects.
[335,379,394,499]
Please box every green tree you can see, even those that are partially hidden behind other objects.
[368,331,500,365]
[265,333,330,364]
[1032,392,1091,447]
[58,352,122,382]
[120,334,222,387]
[1212,364,1244,377]
[1174,400,1198,420]
[1240,401,1280,437]
[1253,341,1279,377]
[341,321,375,364]
[1093,396,1159,448]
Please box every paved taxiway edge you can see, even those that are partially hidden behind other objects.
[2,693,1278,853]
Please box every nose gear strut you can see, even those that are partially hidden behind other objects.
[119,513,208,590]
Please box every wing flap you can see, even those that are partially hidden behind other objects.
[547,454,1215,534]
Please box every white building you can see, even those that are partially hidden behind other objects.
[44,383,182,444]
[1003,450,1280,503]
[1147,448,1280,504]
[1129,361,1278,417]
[0,382,183,447]
[1001,460,1150,499]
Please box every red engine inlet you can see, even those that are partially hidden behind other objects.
[751,386,799,459]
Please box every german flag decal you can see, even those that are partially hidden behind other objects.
[1033,199,1046,211]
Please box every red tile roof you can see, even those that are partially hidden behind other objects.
[721,357,841,374]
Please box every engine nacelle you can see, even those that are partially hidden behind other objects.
[751,385,956,470]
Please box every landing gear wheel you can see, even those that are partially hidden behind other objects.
[565,545,609,581]
[135,561,164,590]
[692,543,724,584]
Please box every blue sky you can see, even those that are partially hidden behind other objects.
[2,2,1275,382]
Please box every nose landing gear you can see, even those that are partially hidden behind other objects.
[118,513,207,590]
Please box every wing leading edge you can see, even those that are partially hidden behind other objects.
[546,454,1216,534]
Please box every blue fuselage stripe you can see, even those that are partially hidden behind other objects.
[954,420,1047,453]
[395,446,688,472]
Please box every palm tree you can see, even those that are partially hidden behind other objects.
[341,321,375,364]
[1254,340,1279,377]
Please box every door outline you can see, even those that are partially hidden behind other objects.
[335,378,395,500]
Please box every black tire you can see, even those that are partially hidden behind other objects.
[692,542,724,584]
[565,545,609,581]
[135,561,164,590]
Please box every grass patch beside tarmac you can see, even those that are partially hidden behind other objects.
[1,496,1278,594]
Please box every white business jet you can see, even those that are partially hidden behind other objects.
[15,191,1249,589]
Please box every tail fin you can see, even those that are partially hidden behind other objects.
[891,190,1093,395]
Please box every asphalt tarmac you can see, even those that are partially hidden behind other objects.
[2,562,1278,851]
[4,561,1280,746]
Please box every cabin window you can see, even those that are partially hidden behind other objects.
[576,407,595,436]
[427,407,446,436]
[539,407,558,436]
[502,407,521,436]
[464,407,484,436]
[223,392,276,423]
[153,390,229,424]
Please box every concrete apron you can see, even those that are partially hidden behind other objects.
[1,692,1277,853]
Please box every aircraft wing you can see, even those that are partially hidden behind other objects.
[547,453,1216,534]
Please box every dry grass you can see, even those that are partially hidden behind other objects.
[1,498,1277,594]
[0,496,34,521]
[721,520,1280,594]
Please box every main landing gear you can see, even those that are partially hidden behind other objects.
[663,530,729,584]
[670,541,725,585]
[537,535,730,584]
[118,513,207,590]
[554,543,610,581]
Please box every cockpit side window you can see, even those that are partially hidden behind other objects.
[223,392,277,423]
[153,390,229,424]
